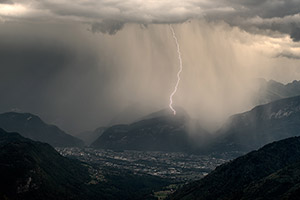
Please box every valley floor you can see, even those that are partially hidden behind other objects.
[56,148,240,182]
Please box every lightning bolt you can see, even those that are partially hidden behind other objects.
[169,25,183,115]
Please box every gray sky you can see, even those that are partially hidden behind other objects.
[0,0,300,134]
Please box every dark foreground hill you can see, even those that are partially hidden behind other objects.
[240,162,300,200]
[91,108,210,152]
[169,136,300,200]
[212,95,300,152]
[0,112,83,147]
[0,128,172,200]
[0,128,90,200]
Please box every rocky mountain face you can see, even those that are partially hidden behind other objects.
[169,136,300,200]
[211,95,300,153]
[91,108,211,152]
[0,112,83,147]
[255,79,300,105]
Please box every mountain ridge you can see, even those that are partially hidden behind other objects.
[255,79,300,105]
[0,112,83,147]
[210,95,300,153]
[91,108,210,152]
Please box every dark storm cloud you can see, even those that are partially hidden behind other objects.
[1,0,299,39]
[0,23,116,133]
[0,34,74,126]
[225,14,300,41]
[203,0,300,41]
[0,0,13,4]
[291,27,300,42]
[227,0,299,18]
[90,20,125,35]
[276,51,300,59]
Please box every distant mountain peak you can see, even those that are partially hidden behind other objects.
[91,106,211,152]
[138,106,190,122]
[0,112,83,147]
[254,79,300,105]
[3,112,44,124]
[215,95,300,152]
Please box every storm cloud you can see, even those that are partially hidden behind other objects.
[0,0,13,4]
[276,51,300,59]
[90,20,125,35]
[0,0,299,40]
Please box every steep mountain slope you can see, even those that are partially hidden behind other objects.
[169,136,300,200]
[213,95,300,152]
[91,108,210,152]
[240,162,300,200]
[0,128,90,200]
[0,112,83,147]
